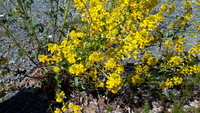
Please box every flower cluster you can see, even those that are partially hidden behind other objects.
[53,66,61,73]
[54,106,67,113]
[38,0,200,94]
[89,52,106,63]
[54,91,82,113]
[167,56,183,67]
[106,73,122,93]
[159,76,183,89]
[56,91,66,103]
[164,37,186,55]
[68,103,82,113]
[38,31,84,65]
[54,103,82,113]
[69,63,87,76]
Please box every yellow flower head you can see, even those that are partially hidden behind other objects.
[89,52,105,63]
[54,108,61,113]
[172,76,183,85]
[38,55,49,63]
[95,81,104,87]
[131,75,145,84]
[73,105,82,111]
[13,8,19,13]
[61,105,68,112]
[147,57,158,66]
[53,66,61,73]
[168,56,183,66]
[56,91,66,103]
[48,43,60,53]
[104,58,117,71]
[142,51,152,62]
[106,73,122,93]
[69,63,86,76]
[68,103,74,109]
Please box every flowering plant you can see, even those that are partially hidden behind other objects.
[37,0,200,112]
[1,0,200,112]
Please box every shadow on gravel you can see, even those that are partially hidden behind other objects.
[0,90,49,113]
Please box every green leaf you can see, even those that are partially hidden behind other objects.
[86,42,92,47]
[74,77,79,87]
[0,90,6,98]
[142,102,151,113]
[42,35,48,44]
[37,23,44,33]
[81,84,86,90]
[1,82,6,89]
[159,65,171,73]
[29,20,37,28]
[106,106,112,113]
[46,66,54,69]
[18,49,24,57]
[57,83,61,88]
[44,11,50,15]
[59,7,65,13]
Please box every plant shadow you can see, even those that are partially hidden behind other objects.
[0,89,50,113]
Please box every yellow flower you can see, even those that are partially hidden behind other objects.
[56,96,63,103]
[38,55,49,63]
[104,58,117,71]
[116,64,124,74]
[135,65,149,75]
[60,91,65,96]
[168,56,183,66]
[172,76,183,85]
[159,79,174,89]
[166,3,176,14]
[53,67,61,73]
[73,105,82,111]
[67,53,76,63]
[106,73,122,93]
[95,81,104,87]
[61,105,68,112]
[183,0,192,9]
[54,108,61,113]
[13,8,18,13]
[69,63,86,76]
[165,79,174,88]
[48,43,60,53]
[131,75,145,84]
[195,0,200,5]
[164,39,173,49]
[56,91,65,103]
[68,103,74,109]
[89,52,105,63]
[142,51,152,62]
[147,57,158,66]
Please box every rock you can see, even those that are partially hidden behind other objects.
[190,100,200,108]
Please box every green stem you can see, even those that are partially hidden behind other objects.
[94,64,109,78]
[16,0,42,50]
[6,64,29,70]
[59,0,71,43]
[0,22,38,66]
[81,0,93,37]
[0,1,8,12]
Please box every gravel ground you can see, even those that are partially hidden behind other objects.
[0,0,200,113]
